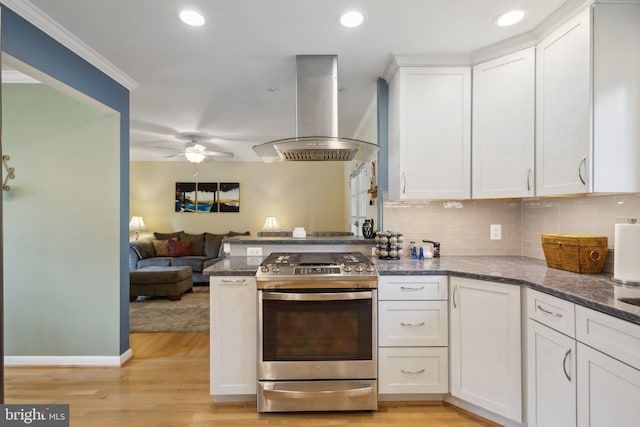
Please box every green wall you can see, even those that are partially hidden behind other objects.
[3,83,121,357]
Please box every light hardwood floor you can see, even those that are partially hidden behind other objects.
[5,332,498,426]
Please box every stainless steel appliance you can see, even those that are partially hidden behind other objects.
[256,252,378,412]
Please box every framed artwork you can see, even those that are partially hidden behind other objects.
[175,182,197,212]
[197,182,218,212]
[174,182,239,213]
[219,182,240,212]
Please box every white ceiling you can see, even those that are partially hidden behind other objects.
[24,0,569,162]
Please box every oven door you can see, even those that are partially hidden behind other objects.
[258,289,377,381]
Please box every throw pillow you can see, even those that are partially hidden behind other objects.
[152,239,170,257]
[154,231,183,241]
[204,233,225,258]
[179,232,205,256]
[168,239,192,257]
[130,239,154,259]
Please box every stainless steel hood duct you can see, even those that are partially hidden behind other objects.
[253,55,378,162]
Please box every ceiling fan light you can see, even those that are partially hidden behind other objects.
[185,151,206,163]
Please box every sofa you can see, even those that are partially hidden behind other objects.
[128,230,249,284]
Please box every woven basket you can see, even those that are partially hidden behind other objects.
[541,234,608,274]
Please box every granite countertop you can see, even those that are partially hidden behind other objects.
[205,255,640,326]
[223,235,376,245]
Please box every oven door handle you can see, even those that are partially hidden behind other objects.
[261,291,373,301]
[263,385,373,400]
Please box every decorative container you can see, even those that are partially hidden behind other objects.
[541,234,608,274]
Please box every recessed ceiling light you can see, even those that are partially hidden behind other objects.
[179,10,205,27]
[495,9,526,27]
[340,11,364,28]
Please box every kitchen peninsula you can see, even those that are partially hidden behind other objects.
[221,235,376,257]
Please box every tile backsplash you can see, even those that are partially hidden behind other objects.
[383,193,640,266]
[383,199,522,257]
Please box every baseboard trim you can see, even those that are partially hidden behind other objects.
[5,348,133,367]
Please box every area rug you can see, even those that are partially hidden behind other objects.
[130,286,209,332]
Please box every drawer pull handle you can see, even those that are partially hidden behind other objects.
[221,279,247,284]
[401,368,425,375]
[453,286,458,308]
[562,348,572,382]
[578,156,587,186]
[589,250,601,262]
[537,304,563,318]
[400,286,425,291]
[400,321,425,327]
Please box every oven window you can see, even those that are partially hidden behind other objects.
[262,295,373,361]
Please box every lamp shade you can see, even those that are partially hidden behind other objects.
[129,216,146,232]
[262,216,280,231]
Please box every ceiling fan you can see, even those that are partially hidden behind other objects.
[156,133,234,163]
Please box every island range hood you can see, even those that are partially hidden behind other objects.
[253,55,378,162]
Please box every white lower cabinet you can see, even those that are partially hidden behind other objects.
[378,275,448,397]
[527,319,576,427]
[210,276,256,398]
[527,290,640,427]
[379,347,448,394]
[577,342,640,427]
[449,277,522,422]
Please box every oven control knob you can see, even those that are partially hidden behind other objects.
[355,264,364,273]
[366,265,376,272]
[343,265,352,273]
[260,266,270,273]
[273,266,280,273]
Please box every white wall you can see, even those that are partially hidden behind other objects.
[3,83,121,357]
[130,161,348,237]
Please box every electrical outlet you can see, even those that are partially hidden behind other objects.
[490,224,502,240]
[247,247,263,256]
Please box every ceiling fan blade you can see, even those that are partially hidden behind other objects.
[164,152,185,158]
[203,150,234,157]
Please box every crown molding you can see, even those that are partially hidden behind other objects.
[381,53,472,83]
[1,0,139,90]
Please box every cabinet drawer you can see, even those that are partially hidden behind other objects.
[576,305,640,370]
[527,288,576,337]
[379,300,448,347]
[379,276,448,300]
[379,347,449,394]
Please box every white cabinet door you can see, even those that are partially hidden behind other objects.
[592,3,640,193]
[536,8,591,196]
[577,343,640,427]
[388,67,471,200]
[449,277,522,422]
[210,276,257,396]
[527,319,577,427]
[472,47,535,199]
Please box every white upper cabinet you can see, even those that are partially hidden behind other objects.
[388,67,471,200]
[536,4,640,196]
[592,3,640,193]
[536,8,592,196]
[472,47,535,199]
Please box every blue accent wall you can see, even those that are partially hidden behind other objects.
[376,78,388,228]
[1,4,131,354]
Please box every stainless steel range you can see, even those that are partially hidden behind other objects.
[256,252,378,412]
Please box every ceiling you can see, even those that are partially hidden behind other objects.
[24,0,569,162]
